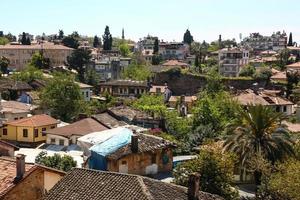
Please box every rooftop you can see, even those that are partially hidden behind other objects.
[75,82,93,89]
[0,79,32,91]
[287,62,300,69]
[107,133,175,160]
[108,106,153,121]
[0,101,35,114]
[44,168,223,200]
[99,79,148,87]
[92,113,127,128]
[0,42,74,50]
[162,60,189,67]
[5,114,58,127]
[169,96,198,103]
[45,118,108,138]
[0,157,35,197]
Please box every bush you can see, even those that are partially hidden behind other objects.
[239,65,256,77]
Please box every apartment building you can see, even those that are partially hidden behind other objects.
[0,42,74,70]
[218,47,249,77]
[159,42,189,60]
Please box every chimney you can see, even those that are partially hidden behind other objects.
[16,154,26,179]
[188,173,200,200]
[131,135,139,153]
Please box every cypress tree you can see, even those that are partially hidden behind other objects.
[102,26,112,50]
[21,32,27,45]
[26,37,31,45]
[153,38,159,54]
[183,29,193,45]
[93,35,100,48]
[288,32,293,46]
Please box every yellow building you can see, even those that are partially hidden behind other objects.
[0,114,58,146]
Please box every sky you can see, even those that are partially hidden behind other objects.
[1,0,299,43]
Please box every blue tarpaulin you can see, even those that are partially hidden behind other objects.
[88,128,132,170]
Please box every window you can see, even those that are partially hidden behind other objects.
[3,128,7,136]
[51,138,56,144]
[42,128,46,131]
[151,154,156,164]
[50,126,55,129]
[59,139,64,146]
[23,129,28,138]
[86,91,89,98]
[14,117,18,120]
[121,160,127,165]
[34,129,38,138]
[283,106,287,112]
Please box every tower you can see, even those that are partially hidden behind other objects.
[122,28,125,40]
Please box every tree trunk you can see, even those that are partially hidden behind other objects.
[254,170,262,192]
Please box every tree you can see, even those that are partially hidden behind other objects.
[239,65,256,77]
[12,65,43,82]
[29,52,50,69]
[93,35,100,48]
[223,105,294,187]
[173,148,239,200]
[153,38,159,54]
[21,32,27,45]
[35,151,77,172]
[67,48,91,82]
[286,70,300,97]
[0,56,9,74]
[102,26,112,50]
[183,29,193,45]
[84,67,100,89]
[0,37,9,45]
[40,73,84,122]
[119,42,130,57]
[121,63,151,81]
[288,32,293,46]
[26,37,31,45]
[132,94,166,118]
[62,35,79,49]
[253,66,272,82]
[58,29,64,39]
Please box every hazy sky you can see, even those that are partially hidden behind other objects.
[1,0,299,43]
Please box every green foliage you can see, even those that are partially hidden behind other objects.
[165,111,192,141]
[286,70,300,97]
[35,151,77,172]
[58,30,64,39]
[82,99,107,116]
[119,42,131,57]
[102,26,112,50]
[151,54,161,65]
[153,38,159,54]
[40,73,84,122]
[223,105,295,167]
[12,65,43,82]
[277,49,292,70]
[173,148,239,200]
[29,52,50,69]
[0,56,10,74]
[93,35,100,48]
[62,35,79,49]
[21,32,31,45]
[183,29,193,45]
[84,67,100,90]
[239,65,256,77]
[205,70,224,94]
[122,63,151,81]
[132,94,166,117]
[288,32,293,47]
[254,67,272,81]
[0,37,9,45]
[67,48,91,82]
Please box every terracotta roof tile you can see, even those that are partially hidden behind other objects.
[45,118,108,138]
[44,168,223,200]
[0,157,35,197]
[5,114,58,127]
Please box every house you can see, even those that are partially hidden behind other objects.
[149,84,172,102]
[162,60,189,69]
[105,133,175,175]
[286,61,300,71]
[108,106,161,128]
[270,68,287,82]
[168,95,198,115]
[45,118,108,146]
[18,91,40,105]
[92,113,127,128]
[0,155,65,200]
[88,58,122,81]
[218,47,249,77]
[0,79,33,100]
[234,89,294,115]
[0,42,74,70]
[76,82,93,101]
[0,114,58,147]
[0,101,36,121]
[99,80,149,97]
[159,42,189,60]
[0,140,19,156]
[43,168,223,200]
[136,35,158,63]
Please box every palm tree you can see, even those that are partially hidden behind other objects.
[223,105,294,186]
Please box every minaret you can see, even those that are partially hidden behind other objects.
[122,28,125,40]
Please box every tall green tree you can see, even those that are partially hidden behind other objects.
[102,26,112,50]
[93,35,100,48]
[0,56,9,74]
[153,38,159,54]
[67,49,91,82]
[26,37,31,45]
[223,105,294,187]
[58,29,64,39]
[40,73,84,122]
[183,29,193,45]
[21,32,27,45]
[29,52,50,69]
[288,32,293,46]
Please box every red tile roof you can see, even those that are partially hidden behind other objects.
[0,157,35,197]
[0,43,73,50]
[5,114,58,127]
[287,62,300,68]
